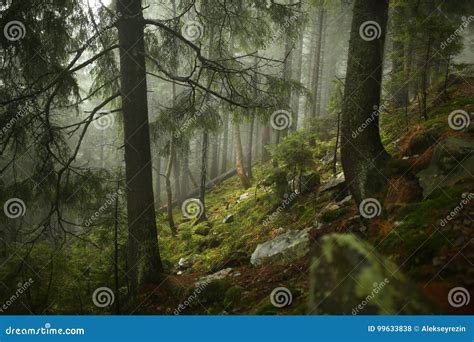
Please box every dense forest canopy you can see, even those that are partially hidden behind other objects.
[0,0,473,314]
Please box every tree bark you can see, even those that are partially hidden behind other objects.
[233,121,251,189]
[220,111,229,173]
[291,29,304,129]
[165,145,177,235]
[199,130,209,220]
[117,0,163,295]
[210,132,219,179]
[340,0,391,205]
[246,117,254,180]
[310,7,325,118]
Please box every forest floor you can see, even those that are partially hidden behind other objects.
[142,76,474,315]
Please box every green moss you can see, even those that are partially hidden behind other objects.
[224,286,243,308]
[199,279,233,305]
[385,159,412,177]
[321,207,348,223]
[376,186,464,276]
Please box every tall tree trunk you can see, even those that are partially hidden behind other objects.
[173,153,181,203]
[233,121,251,189]
[165,145,177,235]
[340,0,391,205]
[199,130,209,220]
[181,151,190,197]
[246,117,255,180]
[291,29,304,129]
[421,32,432,120]
[210,132,219,179]
[117,0,163,295]
[220,111,229,173]
[154,147,161,208]
[310,7,325,118]
[261,123,271,162]
[113,176,121,315]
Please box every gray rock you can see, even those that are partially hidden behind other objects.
[177,256,193,270]
[320,172,345,192]
[194,225,211,236]
[237,192,251,203]
[250,228,311,266]
[308,234,433,314]
[298,172,321,195]
[223,214,234,224]
[417,137,474,198]
[196,268,233,287]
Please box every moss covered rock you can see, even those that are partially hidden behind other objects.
[309,233,433,315]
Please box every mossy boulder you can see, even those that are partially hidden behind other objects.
[263,168,291,200]
[417,137,474,197]
[193,222,211,236]
[250,228,311,266]
[197,279,233,306]
[223,286,243,308]
[298,172,321,195]
[309,233,433,315]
